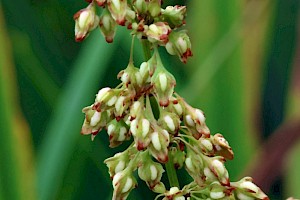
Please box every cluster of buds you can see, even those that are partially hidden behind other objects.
[74,0,192,63]
[80,46,269,199]
[76,1,270,200]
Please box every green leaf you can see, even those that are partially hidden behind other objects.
[37,29,126,200]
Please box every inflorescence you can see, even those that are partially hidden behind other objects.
[75,0,269,200]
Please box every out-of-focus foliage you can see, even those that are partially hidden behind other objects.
[0,0,299,200]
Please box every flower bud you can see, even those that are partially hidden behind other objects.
[94,87,121,112]
[185,149,205,185]
[232,177,269,200]
[74,3,100,42]
[148,0,161,18]
[129,100,144,120]
[198,138,214,155]
[151,68,176,107]
[114,95,131,119]
[149,127,170,163]
[213,133,234,160]
[158,110,180,134]
[209,182,226,199]
[161,6,186,28]
[138,153,165,190]
[81,107,112,140]
[104,151,131,177]
[183,106,210,139]
[131,118,152,150]
[146,22,171,44]
[152,182,166,194]
[133,0,147,15]
[107,119,130,147]
[139,62,151,84]
[99,8,117,43]
[118,63,143,92]
[107,0,127,25]
[112,170,137,200]
[208,158,229,186]
[166,31,192,63]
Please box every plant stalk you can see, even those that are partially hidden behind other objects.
[141,39,180,188]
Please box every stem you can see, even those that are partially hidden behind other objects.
[141,39,152,60]
[165,151,180,188]
[140,39,180,188]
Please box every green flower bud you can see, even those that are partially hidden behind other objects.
[232,177,269,200]
[107,119,130,147]
[158,110,180,134]
[107,0,127,25]
[74,3,100,42]
[138,153,165,190]
[183,105,210,139]
[166,31,192,63]
[161,5,186,28]
[208,158,229,186]
[118,62,143,92]
[81,107,112,140]
[104,150,130,177]
[133,0,147,15]
[151,67,176,107]
[139,61,151,84]
[198,138,215,156]
[185,149,205,185]
[99,8,117,43]
[209,182,226,199]
[149,126,170,163]
[130,118,152,150]
[112,170,137,200]
[152,182,166,194]
[94,87,122,112]
[146,22,171,44]
[148,0,161,18]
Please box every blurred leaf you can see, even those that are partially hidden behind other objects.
[0,5,36,200]
[37,29,127,200]
[182,0,259,179]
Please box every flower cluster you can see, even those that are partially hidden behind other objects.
[80,48,268,199]
[76,0,269,200]
[74,0,192,63]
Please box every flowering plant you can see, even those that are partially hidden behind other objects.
[74,1,269,199]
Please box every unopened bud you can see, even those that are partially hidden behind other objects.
[74,3,99,42]
[151,68,176,107]
[149,127,170,163]
[138,153,165,190]
[107,0,127,25]
[104,151,131,177]
[112,170,137,200]
[209,158,229,186]
[166,31,192,63]
[146,22,171,44]
[161,5,186,28]
[148,0,161,17]
[106,119,130,147]
[133,0,147,15]
[99,8,117,43]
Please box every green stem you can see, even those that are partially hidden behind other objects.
[165,151,180,188]
[140,39,180,188]
[141,39,152,60]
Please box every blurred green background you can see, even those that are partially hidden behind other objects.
[1,0,300,199]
